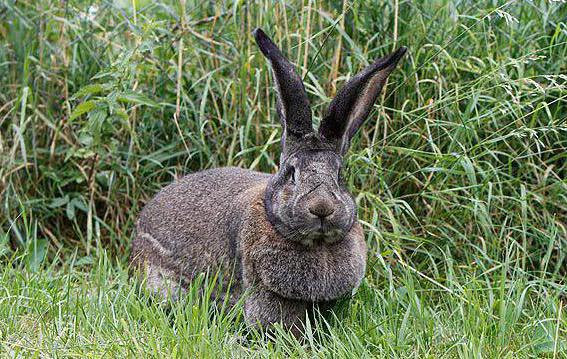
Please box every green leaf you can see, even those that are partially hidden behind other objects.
[86,108,108,144]
[116,91,158,107]
[70,100,97,121]
[48,195,69,208]
[71,197,88,213]
[65,197,87,220]
[71,84,106,100]
[66,200,76,220]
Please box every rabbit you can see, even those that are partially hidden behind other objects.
[130,28,406,334]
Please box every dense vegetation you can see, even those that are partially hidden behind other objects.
[1,0,566,356]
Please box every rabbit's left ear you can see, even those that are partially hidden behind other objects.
[253,28,313,148]
[319,47,407,155]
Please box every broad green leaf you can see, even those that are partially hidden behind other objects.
[116,91,158,107]
[70,100,97,121]
[71,84,106,100]
[48,196,69,208]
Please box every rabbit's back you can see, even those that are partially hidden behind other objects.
[131,167,270,286]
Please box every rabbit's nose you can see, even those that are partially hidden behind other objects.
[309,199,335,218]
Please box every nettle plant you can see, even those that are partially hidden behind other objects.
[69,47,158,162]
[50,42,163,239]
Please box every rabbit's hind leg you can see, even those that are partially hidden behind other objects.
[130,231,186,302]
[143,262,186,302]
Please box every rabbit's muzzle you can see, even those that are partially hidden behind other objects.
[308,197,335,218]
[298,182,355,244]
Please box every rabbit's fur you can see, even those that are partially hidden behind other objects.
[130,28,406,334]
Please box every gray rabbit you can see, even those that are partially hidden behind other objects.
[130,28,406,334]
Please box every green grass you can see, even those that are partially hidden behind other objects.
[1,0,566,357]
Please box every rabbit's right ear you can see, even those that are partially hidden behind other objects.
[253,28,313,149]
[319,47,407,155]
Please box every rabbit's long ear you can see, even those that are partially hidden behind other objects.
[253,28,313,146]
[319,47,407,155]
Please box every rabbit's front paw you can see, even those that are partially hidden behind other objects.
[244,286,309,336]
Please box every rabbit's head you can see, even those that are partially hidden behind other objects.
[254,28,406,246]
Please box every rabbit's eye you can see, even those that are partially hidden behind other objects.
[289,166,297,184]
